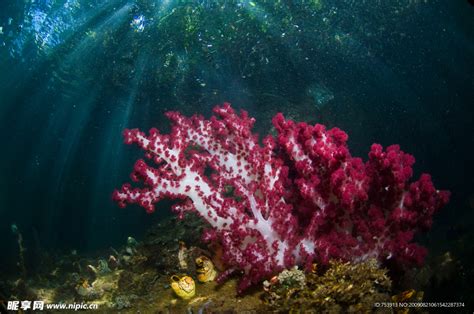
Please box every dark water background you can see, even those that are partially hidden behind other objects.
[0,0,472,284]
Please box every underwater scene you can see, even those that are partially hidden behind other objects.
[0,0,473,313]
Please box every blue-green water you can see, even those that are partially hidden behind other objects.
[0,0,473,309]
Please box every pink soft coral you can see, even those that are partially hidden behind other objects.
[113,103,449,292]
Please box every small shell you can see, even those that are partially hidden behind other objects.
[170,275,196,299]
[195,256,217,283]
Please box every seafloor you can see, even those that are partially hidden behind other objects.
[1,213,469,313]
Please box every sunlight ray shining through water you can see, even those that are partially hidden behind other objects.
[85,51,150,248]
